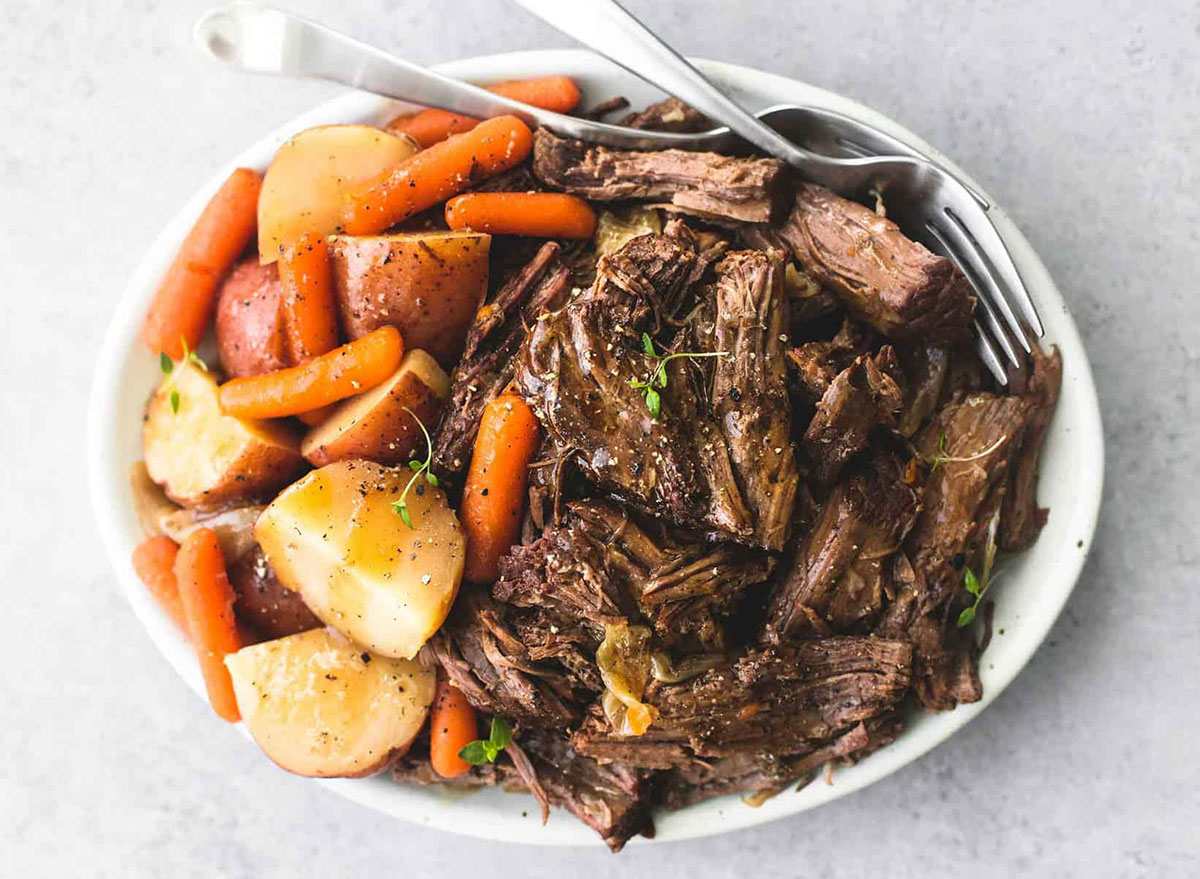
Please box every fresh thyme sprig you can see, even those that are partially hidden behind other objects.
[957,568,986,627]
[926,432,1007,473]
[957,514,1000,628]
[628,332,726,420]
[391,407,438,529]
[159,337,208,414]
[458,716,513,765]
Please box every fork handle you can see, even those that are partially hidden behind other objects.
[513,0,818,167]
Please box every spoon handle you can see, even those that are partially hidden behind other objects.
[512,0,817,166]
[194,2,541,123]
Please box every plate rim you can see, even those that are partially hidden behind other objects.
[87,48,1104,847]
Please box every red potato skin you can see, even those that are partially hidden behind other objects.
[330,234,490,368]
[215,258,288,378]
[227,545,322,640]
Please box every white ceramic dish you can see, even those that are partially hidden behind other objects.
[87,48,1104,847]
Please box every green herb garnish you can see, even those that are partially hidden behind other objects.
[458,716,513,765]
[926,432,1007,473]
[159,339,208,416]
[391,407,438,529]
[628,332,725,421]
[956,568,984,627]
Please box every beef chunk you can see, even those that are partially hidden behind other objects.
[497,500,774,652]
[519,730,656,851]
[660,714,902,808]
[532,128,789,224]
[764,453,919,639]
[710,250,800,548]
[896,342,951,436]
[430,591,586,727]
[620,96,710,132]
[572,637,913,768]
[786,317,878,402]
[802,346,904,485]
[999,345,1062,550]
[878,391,1033,709]
[433,242,569,477]
[517,234,753,543]
[774,183,975,340]
[392,730,654,851]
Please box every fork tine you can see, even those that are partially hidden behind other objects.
[973,320,1009,386]
[944,206,1044,337]
[928,213,1032,354]
[974,283,1023,365]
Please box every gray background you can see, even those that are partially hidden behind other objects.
[2,0,1197,876]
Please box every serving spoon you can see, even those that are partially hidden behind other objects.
[194,1,1039,381]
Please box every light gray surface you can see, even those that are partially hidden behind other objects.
[2,0,1197,875]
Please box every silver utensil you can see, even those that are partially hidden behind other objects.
[513,0,1044,381]
[195,1,1041,382]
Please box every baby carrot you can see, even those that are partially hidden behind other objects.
[143,168,262,359]
[131,536,188,636]
[218,326,403,419]
[445,192,597,239]
[385,75,580,148]
[174,529,242,722]
[429,680,478,779]
[461,394,541,584]
[342,115,533,235]
[278,232,339,365]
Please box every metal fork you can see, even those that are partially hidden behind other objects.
[195,2,1041,382]
[513,0,1043,383]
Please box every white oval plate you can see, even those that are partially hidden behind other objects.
[88,49,1103,847]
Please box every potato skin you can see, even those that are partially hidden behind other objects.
[330,232,490,368]
[215,257,288,378]
[228,545,322,639]
[301,350,450,468]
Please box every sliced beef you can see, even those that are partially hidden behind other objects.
[999,345,1062,550]
[802,347,904,485]
[710,249,799,549]
[497,499,774,653]
[878,391,1033,709]
[572,637,913,768]
[433,242,570,476]
[774,183,975,341]
[764,453,919,639]
[469,164,542,194]
[620,96,710,132]
[429,591,586,728]
[532,128,789,224]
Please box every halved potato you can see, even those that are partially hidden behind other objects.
[301,349,450,468]
[225,627,435,777]
[330,231,490,367]
[143,363,304,508]
[254,459,464,658]
[257,124,419,264]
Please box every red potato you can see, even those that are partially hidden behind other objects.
[300,349,450,468]
[215,258,288,379]
[227,545,323,640]
[143,362,304,508]
[330,231,490,368]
